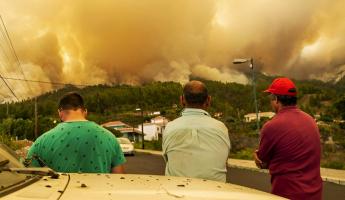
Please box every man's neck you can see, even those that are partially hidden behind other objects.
[60,109,87,122]
[277,104,297,112]
[64,118,88,122]
[63,115,87,122]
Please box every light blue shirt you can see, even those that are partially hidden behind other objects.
[162,108,231,182]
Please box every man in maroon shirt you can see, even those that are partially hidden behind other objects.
[253,77,322,200]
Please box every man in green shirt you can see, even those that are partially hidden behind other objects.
[162,81,231,182]
[27,92,125,173]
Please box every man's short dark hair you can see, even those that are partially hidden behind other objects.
[58,92,85,110]
[273,94,297,106]
[183,81,208,106]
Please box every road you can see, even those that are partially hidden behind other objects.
[124,152,165,175]
[124,152,345,200]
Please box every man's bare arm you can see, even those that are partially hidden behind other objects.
[111,165,125,173]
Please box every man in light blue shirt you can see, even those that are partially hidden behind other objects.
[162,80,231,182]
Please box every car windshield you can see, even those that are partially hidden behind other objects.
[117,138,131,144]
[0,143,37,195]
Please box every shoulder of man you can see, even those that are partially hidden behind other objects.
[90,122,119,143]
[35,124,61,143]
[298,108,316,121]
[199,114,228,131]
[261,116,284,136]
[27,125,59,160]
[79,121,107,132]
[96,123,117,137]
[164,116,183,130]
[211,116,227,127]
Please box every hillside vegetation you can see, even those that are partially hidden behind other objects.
[1,74,345,169]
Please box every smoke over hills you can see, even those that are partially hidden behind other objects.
[0,0,344,99]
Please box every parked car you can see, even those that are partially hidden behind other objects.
[117,137,135,156]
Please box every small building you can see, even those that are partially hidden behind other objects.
[214,112,223,118]
[150,116,169,124]
[316,121,331,127]
[102,121,143,142]
[333,119,345,123]
[148,111,161,116]
[138,116,169,141]
[314,114,321,120]
[244,112,275,122]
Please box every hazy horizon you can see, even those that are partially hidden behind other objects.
[0,0,345,100]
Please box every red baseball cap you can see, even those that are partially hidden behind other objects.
[264,77,297,96]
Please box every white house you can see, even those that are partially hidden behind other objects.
[102,121,143,142]
[138,116,169,141]
[244,112,275,122]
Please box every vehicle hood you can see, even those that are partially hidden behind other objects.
[4,173,285,200]
[62,174,284,200]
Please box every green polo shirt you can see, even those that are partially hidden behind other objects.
[162,108,231,182]
[27,121,126,173]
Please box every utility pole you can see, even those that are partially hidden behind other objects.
[135,106,145,149]
[139,87,145,149]
[250,58,260,135]
[135,107,145,149]
[233,58,260,134]
[141,108,144,149]
[34,97,38,139]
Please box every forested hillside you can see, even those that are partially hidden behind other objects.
[1,74,345,168]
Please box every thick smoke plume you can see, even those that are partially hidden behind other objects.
[0,0,344,100]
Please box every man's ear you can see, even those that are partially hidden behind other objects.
[84,108,88,117]
[180,95,186,107]
[272,96,278,104]
[205,95,211,107]
[58,110,64,121]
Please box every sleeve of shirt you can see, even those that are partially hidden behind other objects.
[162,123,172,162]
[221,123,231,151]
[226,130,231,155]
[26,140,41,167]
[111,139,126,167]
[162,143,168,162]
[257,123,275,164]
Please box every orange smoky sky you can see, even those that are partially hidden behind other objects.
[0,0,344,100]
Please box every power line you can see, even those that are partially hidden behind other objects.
[0,15,32,93]
[0,31,21,81]
[0,74,18,100]
[0,18,12,59]
[0,15,94,101]
[0,16,22,100]
[0,40,12,63]
[1,76,92,87]
[0,83,10,98]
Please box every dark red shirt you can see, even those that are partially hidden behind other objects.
[257,106,322,200]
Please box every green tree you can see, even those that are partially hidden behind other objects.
[335,97,345,119]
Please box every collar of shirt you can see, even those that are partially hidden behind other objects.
[64,119,89,122]
[181,108,210,117]
[58,121,92,126]
[278,105,298,114]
